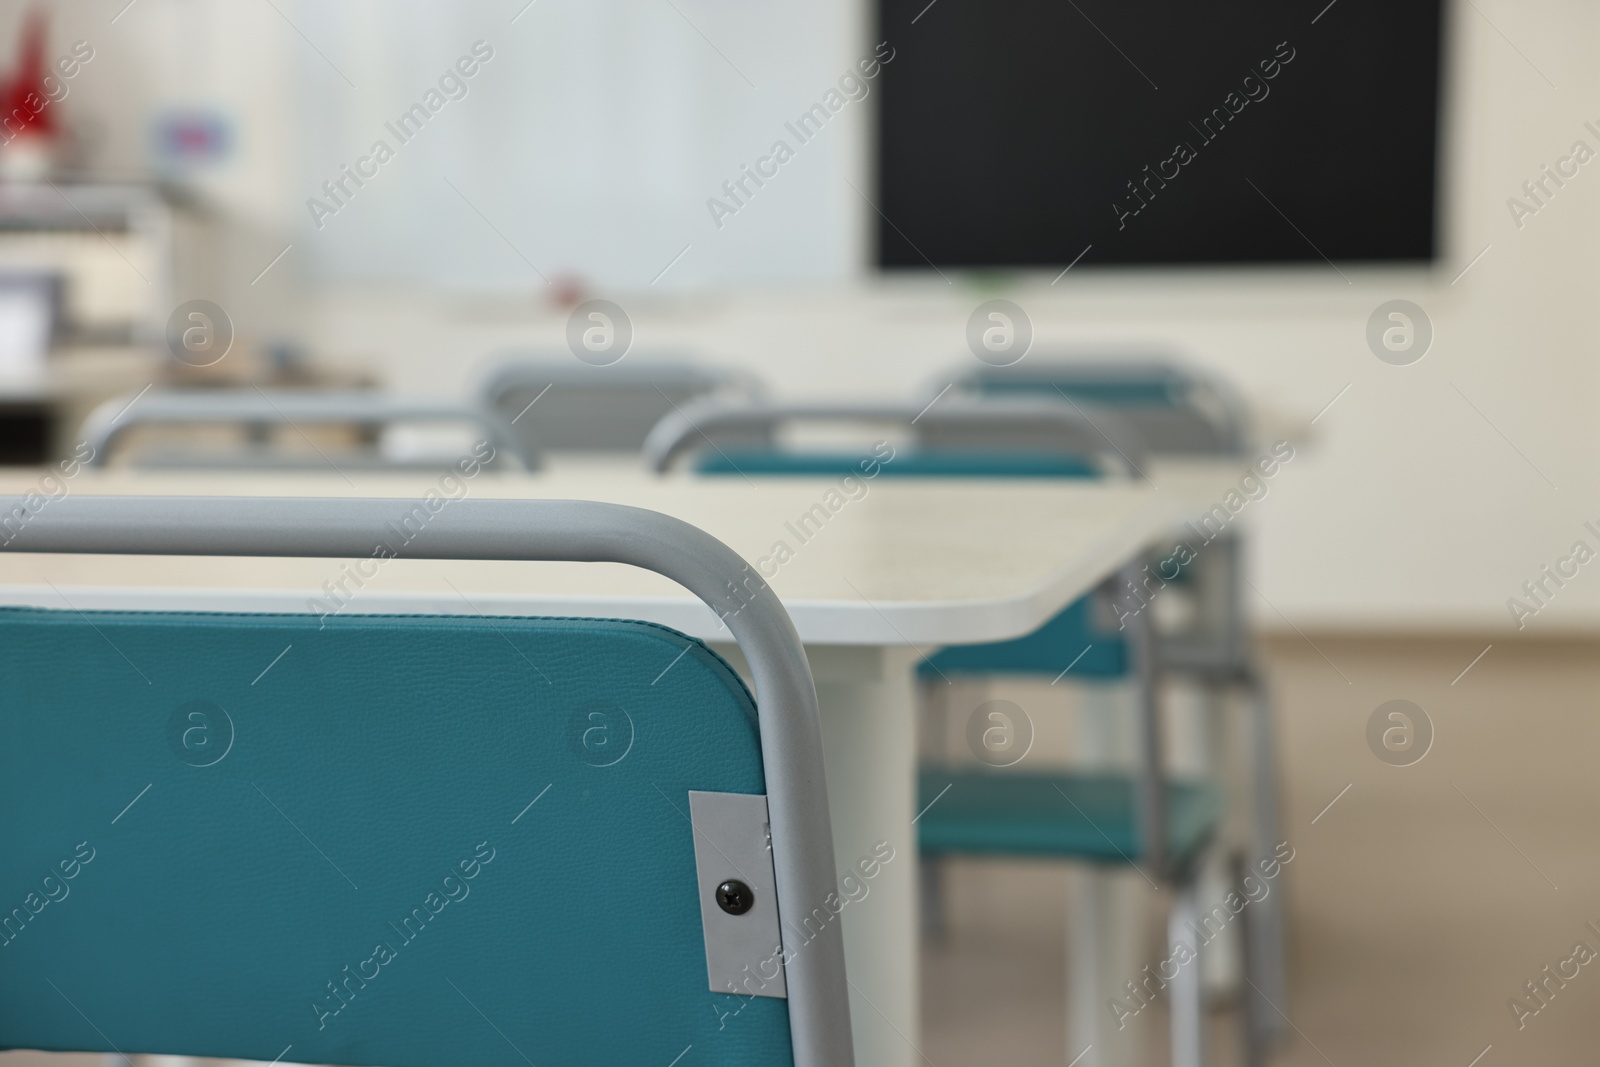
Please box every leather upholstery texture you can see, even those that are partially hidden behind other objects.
[0,607,794,1066]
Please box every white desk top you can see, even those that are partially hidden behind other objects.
[0,468,1181,646]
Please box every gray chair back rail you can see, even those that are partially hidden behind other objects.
[0,494,851,1067]
[641,396,1149,477]
[477,357,764,455]
[78,390,530,470]
[953,358,1253,456]
[641,395,1172,876]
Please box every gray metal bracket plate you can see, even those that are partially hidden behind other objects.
[688,790,787,999]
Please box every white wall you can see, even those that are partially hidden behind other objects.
[31,0,1600,632]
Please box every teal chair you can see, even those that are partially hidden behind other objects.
[955,358,1251,457]
[0,495,851,1067]
[952,359,1289,1060]
[646,397,1238,1067]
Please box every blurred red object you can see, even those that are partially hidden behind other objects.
[548,274,588,309]
[0,9,55,143]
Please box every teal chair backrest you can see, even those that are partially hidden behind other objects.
[925,595,1126,677]
[957,361,1249,456]
[0,607,795,1066]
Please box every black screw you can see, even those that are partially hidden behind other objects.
[716,879,754,915]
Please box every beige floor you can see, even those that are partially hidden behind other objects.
[923,633,1600,1066]
[7,635,1600,1066]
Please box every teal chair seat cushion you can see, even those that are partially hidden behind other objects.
[917,769,1224,872]
[919,595,1126,680]
[0,607,793,1066]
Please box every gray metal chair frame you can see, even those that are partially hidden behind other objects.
[644,396,1170,864]
[477,356,764,457]
[1,494,852,1067]
[646,397,1225,1063]
[79,390,530,471]
[647,394,1282,1067]
[642,396,1148,478]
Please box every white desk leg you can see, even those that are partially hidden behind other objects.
[808,645,920,1067]
[1169,886,1208,1067]
[1069,864,1152,1067]
[1069,680,1149,1067]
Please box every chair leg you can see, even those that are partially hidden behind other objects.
[1194,683,1243,1002]
[1235,853,1273,1067]
[920,856,947,941]
[916,676,948,943]
[1243,672,1290,1048]
[1067,867,1107,1067]
[916,675,951,763]
[1169,878,1208,1067]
